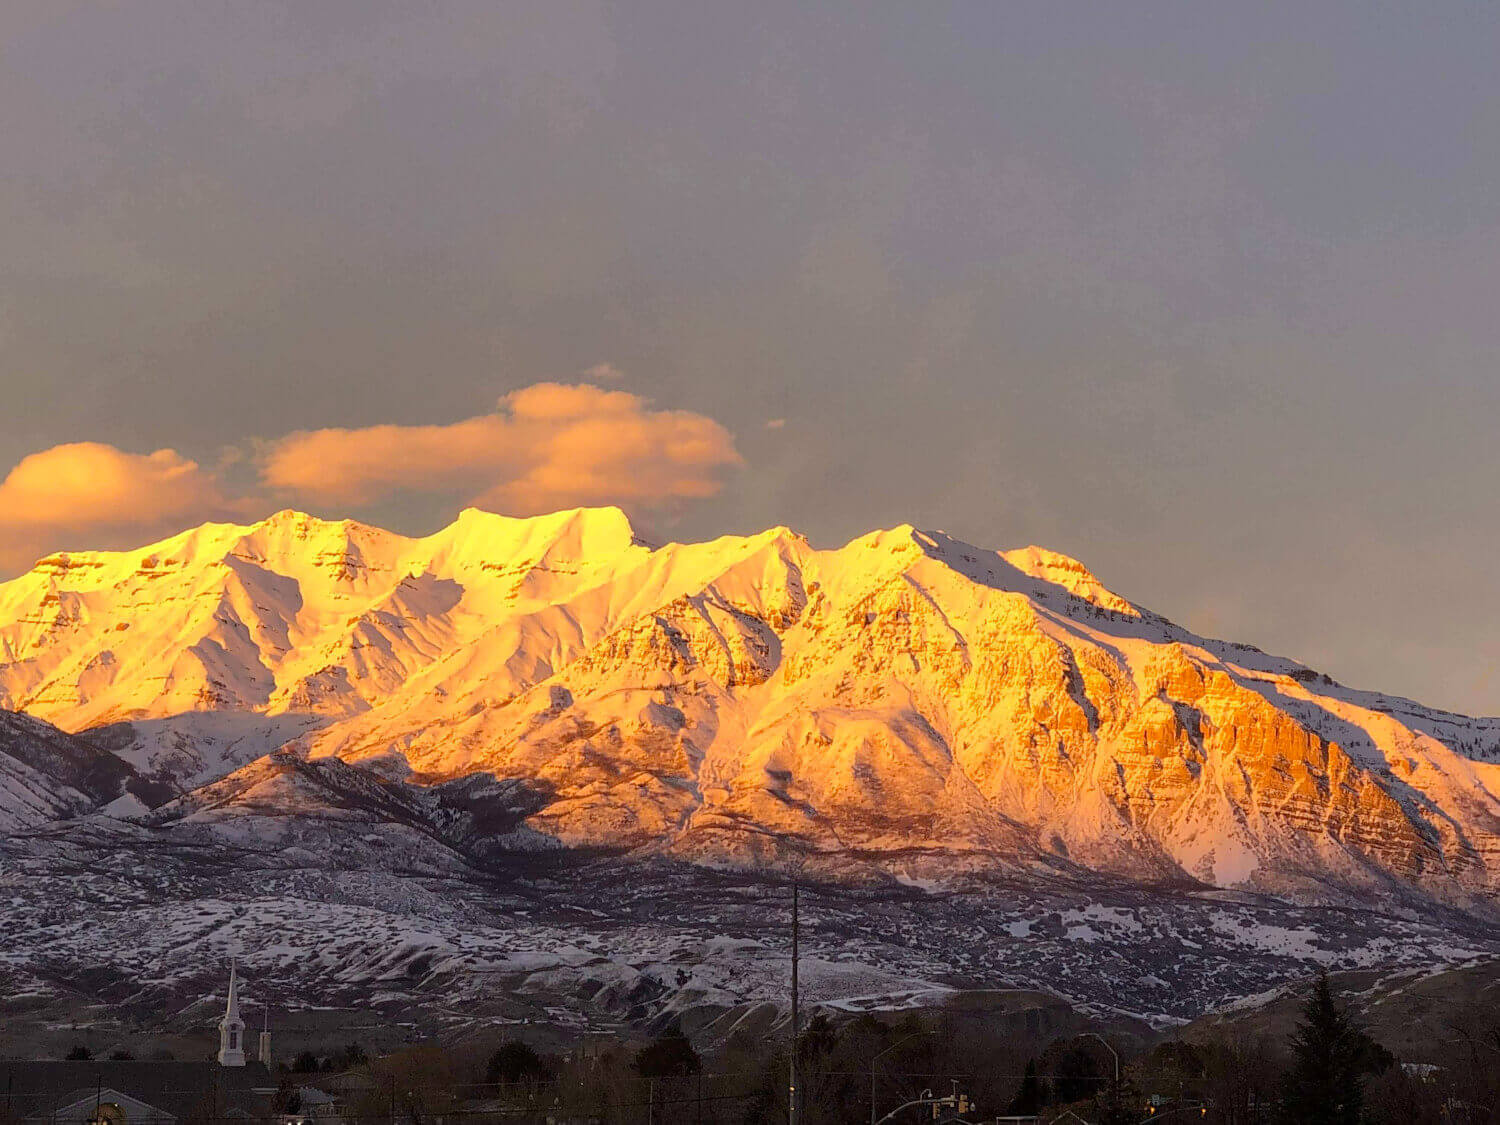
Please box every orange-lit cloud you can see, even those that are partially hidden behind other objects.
[0,443,231,569]
[0,385,742,573]
[260,382,742,514]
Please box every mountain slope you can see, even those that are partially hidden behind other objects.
[3,508,1500,910]
[0,709,131,830]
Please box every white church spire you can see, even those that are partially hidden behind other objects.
[218,962,246,1067]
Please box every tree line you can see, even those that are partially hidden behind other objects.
[43,973,1495,1125]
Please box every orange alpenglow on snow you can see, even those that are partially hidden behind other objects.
[0,506,1498,907]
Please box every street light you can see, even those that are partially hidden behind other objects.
[873,1088,967,1125]
[869,1031,938,1125]
[1081,1032,1119,1083]
[1137,1100,1208,1124]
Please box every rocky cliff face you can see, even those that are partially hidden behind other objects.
[3,507,1499,910]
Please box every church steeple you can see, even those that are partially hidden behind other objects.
[217,963,246,1067]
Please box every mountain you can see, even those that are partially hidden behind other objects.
[0,709,132,830]
[3,507,1500,1038]
[3,506,1499,906]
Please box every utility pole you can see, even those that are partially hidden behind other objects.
[789,879,800,1125]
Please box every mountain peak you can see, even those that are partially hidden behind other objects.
[1000,544,1140,616]
[453,503,634,533]
[440,505,644,557]
[256,508,324,526]
[241,509,344,538]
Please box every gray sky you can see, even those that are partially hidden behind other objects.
[2,2,1498,714]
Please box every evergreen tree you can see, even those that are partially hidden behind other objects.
[1008,1058,1046,1116]
[1279,974,1367,1125]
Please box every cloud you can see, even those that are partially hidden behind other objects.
[583,362,625,380]
[0,384,742,573]
[260,382,742,514]
[0,443,231,569]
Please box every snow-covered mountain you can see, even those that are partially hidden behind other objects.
[0,709,131,831]
[4,506,1500,912]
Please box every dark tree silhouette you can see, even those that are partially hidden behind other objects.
[1096,1076,1144,1125]
[64,1045,92,1061]
[1279,974,1386,1125]
[632,1029,701,1079]
[1055,1045,1103,1103]
[1008,1058,1046,1115]
[486,1040,550,1086]
[796,1014,840,1065]
[273,1075,303,1116]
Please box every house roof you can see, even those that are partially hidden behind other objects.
[0,1061,275,1121]
[45,1087,177,1124]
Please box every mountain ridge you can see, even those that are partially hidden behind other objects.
[3,506,1499,914]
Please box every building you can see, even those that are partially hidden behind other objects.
[0,1060,278,1125]
[1,969,278,1125]
[218,965,247,1068]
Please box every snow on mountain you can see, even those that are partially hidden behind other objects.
[0,709,129,830]
[3,507,1500,910]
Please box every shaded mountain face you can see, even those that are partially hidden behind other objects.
[2,507,1499,910]
[0,709,132,830]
